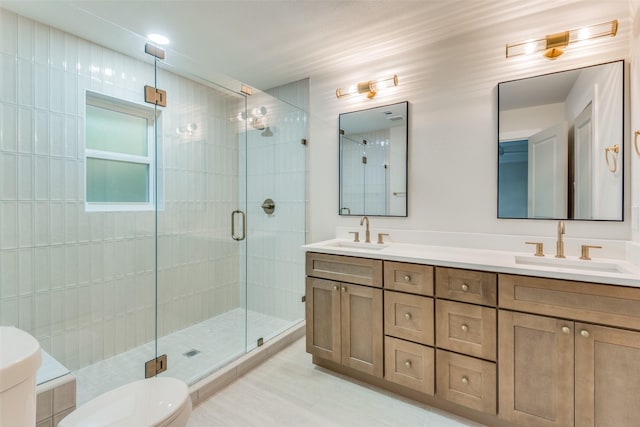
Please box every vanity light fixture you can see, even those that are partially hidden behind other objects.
[506,20,618,59]
[336,74,398,99]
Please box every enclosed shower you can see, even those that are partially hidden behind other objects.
[0,7,307,405]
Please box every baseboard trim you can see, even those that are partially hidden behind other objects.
[189,321,305,406]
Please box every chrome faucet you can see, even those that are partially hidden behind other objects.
[555,220,565,258]
[360,216,371,243]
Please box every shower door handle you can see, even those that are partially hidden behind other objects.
[231,210,246,241]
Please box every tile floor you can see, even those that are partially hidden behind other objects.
[70,308,297,405]
[188,337,486,427]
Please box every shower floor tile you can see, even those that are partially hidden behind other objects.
[73,309,298,405]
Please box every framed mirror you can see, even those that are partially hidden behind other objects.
[498,60,623,221]
[339,101,408,217]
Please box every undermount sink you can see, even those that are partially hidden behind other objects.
[514,255,631,274]
[327,241,389,250]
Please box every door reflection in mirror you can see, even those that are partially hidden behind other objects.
[498,60,623,220]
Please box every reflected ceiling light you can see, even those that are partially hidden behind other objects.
[336,74,398,99]
[147,33,170,45]
[506,20,618,59]
[176,123,197,136]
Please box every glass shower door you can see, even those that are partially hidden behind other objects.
[244,92,307,352]
[153,59,249,385]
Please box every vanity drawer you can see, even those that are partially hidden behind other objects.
[436,349,496,414]
[435,267,497,306]
[435,300,496,361]
[499,274,640,331]
[385,336,434,395]
[384,261,434,296]
[384,291,434,346]
[306,252,383,287]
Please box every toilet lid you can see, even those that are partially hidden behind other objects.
[0,326,42,393]
[59,377,189,427]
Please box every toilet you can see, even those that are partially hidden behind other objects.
[58,376,192,427]
[0,326,42,427]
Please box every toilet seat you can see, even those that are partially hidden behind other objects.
[59,377,191,427]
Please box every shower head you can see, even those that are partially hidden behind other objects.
[261,127,273,137]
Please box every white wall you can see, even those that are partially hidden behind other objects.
[308,1,631,244]
[631,0,640,243]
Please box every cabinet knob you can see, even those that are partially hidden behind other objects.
[404,312,412,320]
[404,275,411,282]
[461,283,469,292]
[333,285,339,291]
[342,286,347,292]
[461,324,468,332]
[561,326,571,334]
[461,376,469,385]
[580,329,590,338]
[404,360,412,368]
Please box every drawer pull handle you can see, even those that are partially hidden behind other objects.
[461,283,469,292]
[561,326,571,335]
[333,285,339,291]
[581,329,590,338]
[461,324,468,332]
[461,376,469,385]
[403,275,411,282]
[404,360,412,368]
[404,312,412,320]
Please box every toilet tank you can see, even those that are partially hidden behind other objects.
[0,326,42,427]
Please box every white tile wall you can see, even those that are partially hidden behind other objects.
[244,85,307,323]
[341,129,389,215]
[0,9,244,374]
[1,9,306,399]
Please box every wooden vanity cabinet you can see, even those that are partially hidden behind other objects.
[434,267,498,415]
[574,323,640,427]
[499,274,640,427]
[305,253,383,377]
[382,261,435,395]
[306,251,640,427]
[498,310,574,427]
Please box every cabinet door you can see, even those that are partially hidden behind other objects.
[498,311,574,427]
[341,284,383,377]
[384,261,433,296]
[306,277,341,364]
[385,336,434,395]
[436,300,496,361]
[436,267,497,306]
[384,290,434,346]
[436,349,496,414]
[575,323,640,427]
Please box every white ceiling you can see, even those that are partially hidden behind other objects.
[2,0,609,92]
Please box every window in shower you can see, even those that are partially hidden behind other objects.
[85,91,162,211]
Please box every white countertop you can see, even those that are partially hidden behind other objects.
[303,239,640,288]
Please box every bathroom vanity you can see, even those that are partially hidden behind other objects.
[304,239,640,427]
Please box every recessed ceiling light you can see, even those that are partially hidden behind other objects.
[147,33,169,45]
